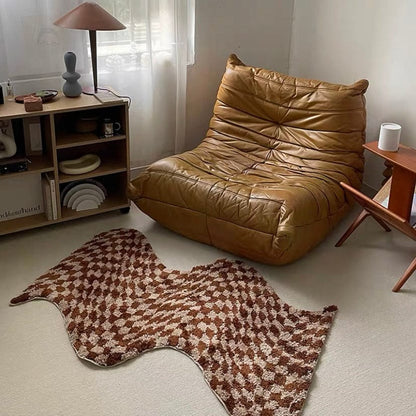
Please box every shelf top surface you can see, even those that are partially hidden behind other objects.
[0,92,127,119]
[364,141,416,173]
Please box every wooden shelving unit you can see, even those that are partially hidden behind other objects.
[0,93,130,236]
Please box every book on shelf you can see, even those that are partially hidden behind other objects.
[46,173,57,220]
[41,173,57,220]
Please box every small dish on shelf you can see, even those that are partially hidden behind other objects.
[15,90,58,104]
[59,154,101,175]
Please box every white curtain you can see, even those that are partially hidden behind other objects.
[0,1,86,80]
[0,0,195,168]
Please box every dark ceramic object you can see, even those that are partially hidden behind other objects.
[62,52,82,98]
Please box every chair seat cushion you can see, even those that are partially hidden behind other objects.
[128,55,368,264]
[130,144,355,264]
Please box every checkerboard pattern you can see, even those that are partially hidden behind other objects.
[11,228,337,415]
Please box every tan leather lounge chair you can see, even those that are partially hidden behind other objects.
[128,54,368,265]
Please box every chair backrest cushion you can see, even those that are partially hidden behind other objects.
[206,54,369,188]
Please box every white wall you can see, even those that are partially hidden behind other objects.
[185,0,294,150]
[289,0,416,189]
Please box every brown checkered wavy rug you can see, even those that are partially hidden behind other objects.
[11,228,337,416]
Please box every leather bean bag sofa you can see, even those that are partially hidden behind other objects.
[128,54,368,265]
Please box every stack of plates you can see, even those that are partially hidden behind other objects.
[61,179,107,212]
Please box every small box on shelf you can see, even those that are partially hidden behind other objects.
[24,96,43,112]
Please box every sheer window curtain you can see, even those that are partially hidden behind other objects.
[0,0,195,169]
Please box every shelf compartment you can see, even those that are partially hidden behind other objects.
[59,172,129,217]
[0,155,54,180]
[54,105,126,147]
[57,139,127,184]
[56,132,126,149]
[27,155,55,173]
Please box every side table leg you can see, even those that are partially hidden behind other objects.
[372,216,391,232]
[335,210,370,247]
[336,208,392,247]
[392,256,416,292]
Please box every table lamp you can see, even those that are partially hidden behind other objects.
[54,2,126,93]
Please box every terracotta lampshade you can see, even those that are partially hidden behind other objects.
[54,2,126,93]
[54,2,126,31]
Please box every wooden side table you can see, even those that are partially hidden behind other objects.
[336,141,416,292]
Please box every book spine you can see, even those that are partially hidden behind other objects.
[47,173,58,220]
[41,175,52,221]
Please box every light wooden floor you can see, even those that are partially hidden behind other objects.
[1,203,416,416]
